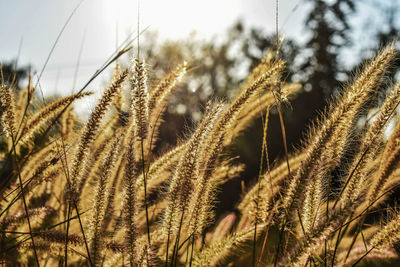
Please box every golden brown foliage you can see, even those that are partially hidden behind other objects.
[2,44,400,267]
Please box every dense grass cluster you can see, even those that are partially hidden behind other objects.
[1,43,400,266]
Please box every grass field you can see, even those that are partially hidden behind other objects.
[1,41,400,266]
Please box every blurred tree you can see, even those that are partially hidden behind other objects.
[141,21,300,120]
[375,2,399,46]
[365,0,400,80]
[300,0,355,95]
[264,0,356,183]
[0,60,29,89]
[241,28,299,81]
[352,0,400,206]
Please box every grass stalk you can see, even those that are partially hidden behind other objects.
[253,105,270,267]
[10,133,40,266]
[141,140,151,248]
[73,202,93,266]
[65,203,72,267]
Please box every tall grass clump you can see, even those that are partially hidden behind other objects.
[2,40,400,267]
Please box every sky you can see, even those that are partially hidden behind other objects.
[0,0,306,100]
[0,0,394,107]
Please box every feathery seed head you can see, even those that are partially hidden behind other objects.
[68,69,128,202]
[370,212,400,248]
[131,58,149,140]
[0,85,17,138]
[20,92,92,143]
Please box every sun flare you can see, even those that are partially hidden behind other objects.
[102,0,241,39]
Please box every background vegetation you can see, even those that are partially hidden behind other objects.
[1,0,400,266]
